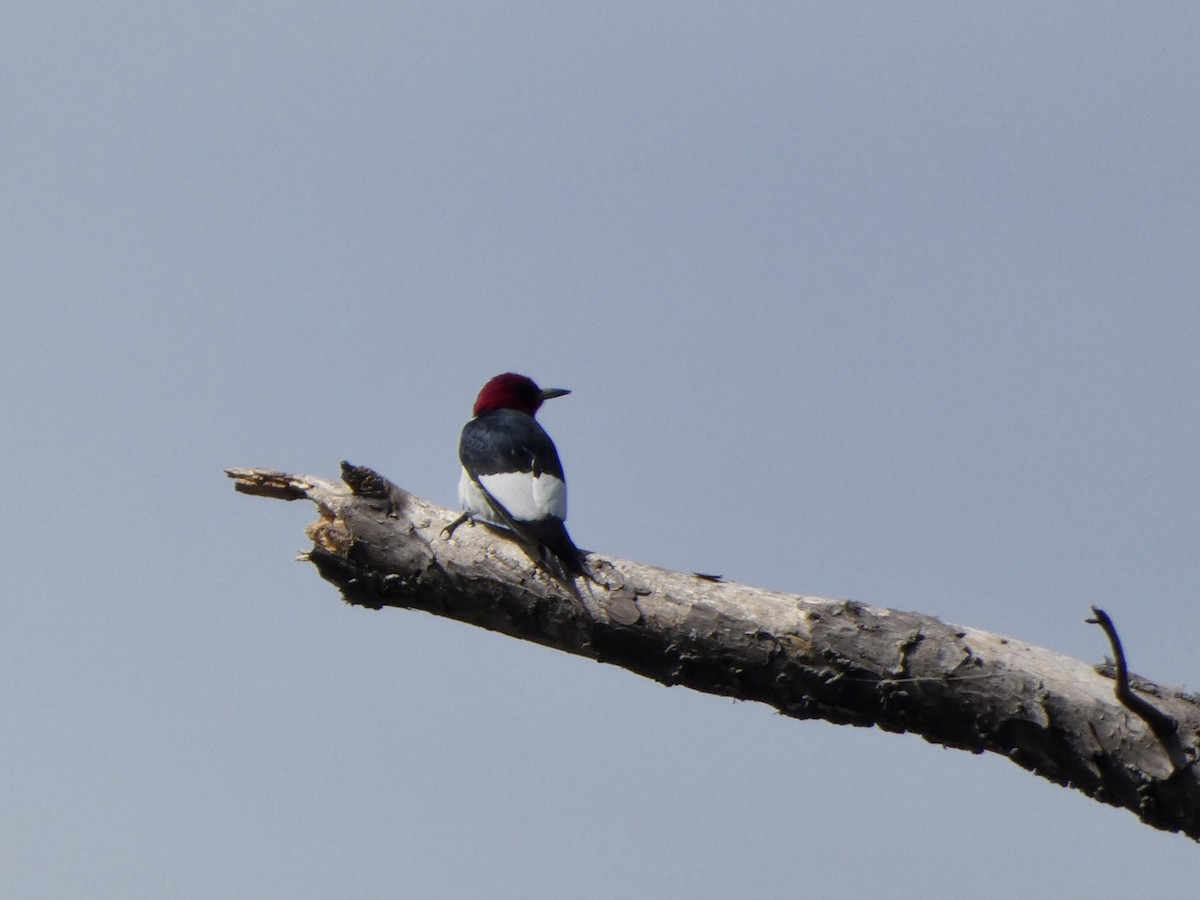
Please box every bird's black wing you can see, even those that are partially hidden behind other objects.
[458,409,564,479]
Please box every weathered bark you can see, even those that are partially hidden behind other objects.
[228,463,1200,840]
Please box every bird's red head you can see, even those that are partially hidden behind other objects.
[472,372,570,417]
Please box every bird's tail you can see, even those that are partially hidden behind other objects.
[528,518,590,583]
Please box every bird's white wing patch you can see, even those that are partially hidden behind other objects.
[478,470,567,522]
[459,468,504,526]
[532,471,567,520]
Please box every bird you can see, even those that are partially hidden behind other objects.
[450,372,588,581]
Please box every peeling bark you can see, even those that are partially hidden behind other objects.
[228,463,1200,840]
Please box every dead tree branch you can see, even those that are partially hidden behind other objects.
[228,463,1200,840]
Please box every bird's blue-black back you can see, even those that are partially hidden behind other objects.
[459,409,565,480]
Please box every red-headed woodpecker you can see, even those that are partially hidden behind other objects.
[454,372,587,580]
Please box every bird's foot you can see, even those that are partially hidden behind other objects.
[442,512,471,539]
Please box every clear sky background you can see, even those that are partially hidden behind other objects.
[4,3,1199,897]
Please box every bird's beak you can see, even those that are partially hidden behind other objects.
[539,387,571,401]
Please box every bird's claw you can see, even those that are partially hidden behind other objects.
[442,512,471,539]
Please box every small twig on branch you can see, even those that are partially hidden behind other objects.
[1087,606,1179,748]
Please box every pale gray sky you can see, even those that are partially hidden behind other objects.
[4,3,1199,897]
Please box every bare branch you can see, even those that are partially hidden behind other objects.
[228,464,1200,840]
